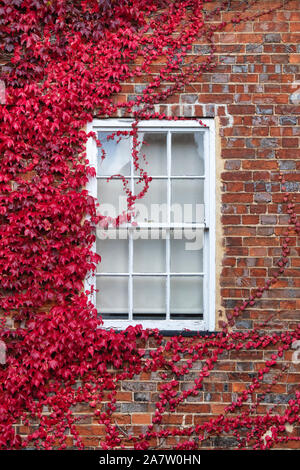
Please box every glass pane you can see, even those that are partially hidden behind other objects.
[96,237,128,273]
[172,132,204,176]
[170,229,204,273]
[172,179,204,205]
[171,179,204,223]
[133,229,166,273]
[97,178,128,219]
[96,276,128,318]
[97,131,131,176]
[133,276,166,318]
[170,276,203,319]
[134,179,167,223]
[134,132,167,176]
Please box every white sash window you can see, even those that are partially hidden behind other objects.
[86,119,216,331]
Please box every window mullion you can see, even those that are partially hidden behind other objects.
[203,129,209,228]
[128,135,134,321]
[128,232,133,321]
[203,127,210,329]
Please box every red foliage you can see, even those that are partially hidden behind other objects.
[0,0,299,450]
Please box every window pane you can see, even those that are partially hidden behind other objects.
[134,132,167,176]
[97,131,131,176]
[172,132,204,176]
[171,179,204,223]
[134,179,167,223]
[96,237,128,273]
[170,276,203,319]
[97,178,128,219]
[133,229,166,273]
[96,276,128,318]
[170,229,204,273]
[133,276,166,318]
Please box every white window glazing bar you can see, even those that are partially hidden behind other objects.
[202,128,209,330]
[166,130,172,321]
[96,175,206,179]
[203,129,209,228]
[208,121,216,331]
[128,136,134,321]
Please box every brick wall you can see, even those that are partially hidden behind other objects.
[3,0,300,450]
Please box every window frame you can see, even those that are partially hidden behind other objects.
[86,119,216,332]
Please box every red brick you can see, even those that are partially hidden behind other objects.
[132,414,152,425]
[221,215,241,225]
[290,22,300,32]
[282,138,299,147]
[227,105,256,114]
[290,54,300,63]
[222,194,253,203]
[224,182,244,192]
[222,171,252,181]
[242,161,277,170]
[253,93,288,104]
[242,215,260,224]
